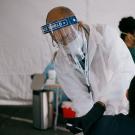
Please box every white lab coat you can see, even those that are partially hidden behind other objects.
[54,24,135,117]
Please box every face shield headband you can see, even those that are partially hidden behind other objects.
[41,16,78,34]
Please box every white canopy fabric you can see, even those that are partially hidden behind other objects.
[0,0,87,105]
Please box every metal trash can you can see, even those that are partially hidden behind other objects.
[33,89,54,129]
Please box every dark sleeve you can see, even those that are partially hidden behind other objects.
[83,102,105,135]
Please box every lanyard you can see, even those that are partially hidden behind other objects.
[73,32,90,87]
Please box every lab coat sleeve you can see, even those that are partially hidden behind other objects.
[99,26,135,114]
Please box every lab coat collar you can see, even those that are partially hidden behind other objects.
[88,25,103,65]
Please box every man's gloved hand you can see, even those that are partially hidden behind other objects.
[65,102,106,134]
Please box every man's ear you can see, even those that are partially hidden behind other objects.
[126,90,129,100]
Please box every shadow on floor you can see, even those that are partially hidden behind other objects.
[0,105,72,135]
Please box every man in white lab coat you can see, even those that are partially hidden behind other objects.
[41,6,135,117]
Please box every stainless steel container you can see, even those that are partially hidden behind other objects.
[33,89,54,129]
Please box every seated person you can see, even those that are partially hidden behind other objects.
[119,16,135,62]
[66,76,135,135]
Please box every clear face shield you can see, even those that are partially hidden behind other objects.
[41,16,87,68]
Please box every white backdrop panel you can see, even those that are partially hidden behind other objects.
[0,0,87,105]
[0,0,135,105]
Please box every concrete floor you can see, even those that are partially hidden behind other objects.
[0,106,72,135]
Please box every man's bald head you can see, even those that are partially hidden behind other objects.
[46,6,75,24]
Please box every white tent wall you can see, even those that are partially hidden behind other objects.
[0,0,135,105]
[87,0,135,29]
[0,0,87,105]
